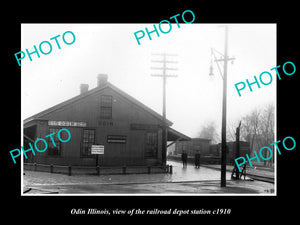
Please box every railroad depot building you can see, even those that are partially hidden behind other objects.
[23,74,190,167]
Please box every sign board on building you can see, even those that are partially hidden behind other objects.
[130,123,159,130]
[91,145,104,154]
[48,120,87,127]
[107,135,126,144]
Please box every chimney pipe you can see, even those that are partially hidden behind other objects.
[97,74,108,87]
[80,83,89,94]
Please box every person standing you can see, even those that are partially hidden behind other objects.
[181,151,188,168]
[195,151,200,169]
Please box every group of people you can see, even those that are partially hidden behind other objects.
[181,151,200,168]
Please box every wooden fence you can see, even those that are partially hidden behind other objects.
[24,163,173,176]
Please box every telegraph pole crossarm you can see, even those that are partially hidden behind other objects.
[151,74,178,77]
[151,67,178,71]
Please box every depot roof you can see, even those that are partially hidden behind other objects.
[24,81,191,141]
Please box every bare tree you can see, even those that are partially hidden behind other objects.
[227,121,240,142]
[240,108,261,154]
[198,121,220,144]
[257,103,275,166]
[239,103,275,167]
[260,103,275,145]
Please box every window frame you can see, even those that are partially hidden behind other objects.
[145,131,158,158]
[47,127,62,157]
[100,95,113,119]
[81,128,96,157]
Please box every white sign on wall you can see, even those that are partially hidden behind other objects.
[48,120,87,127]
[91,145,104,155]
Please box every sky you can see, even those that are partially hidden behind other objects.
[21,23,276,138]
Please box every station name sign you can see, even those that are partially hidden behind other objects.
[48,120,87,127]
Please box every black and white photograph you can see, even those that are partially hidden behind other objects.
[21,23,276,195]
[4,4,298,221]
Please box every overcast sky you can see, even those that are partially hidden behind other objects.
[21,23,276,138]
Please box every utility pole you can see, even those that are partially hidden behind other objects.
[220,26,229,187]
[210,26,235,187]
[151,53,178,166]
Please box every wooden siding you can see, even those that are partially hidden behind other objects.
[26,86,164,166]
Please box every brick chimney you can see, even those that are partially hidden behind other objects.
[80,83,89,94]
[97,74,108,87]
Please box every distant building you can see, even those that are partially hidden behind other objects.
[167,141,176,156]
[174,138,211,156]
[209,141,250,164]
